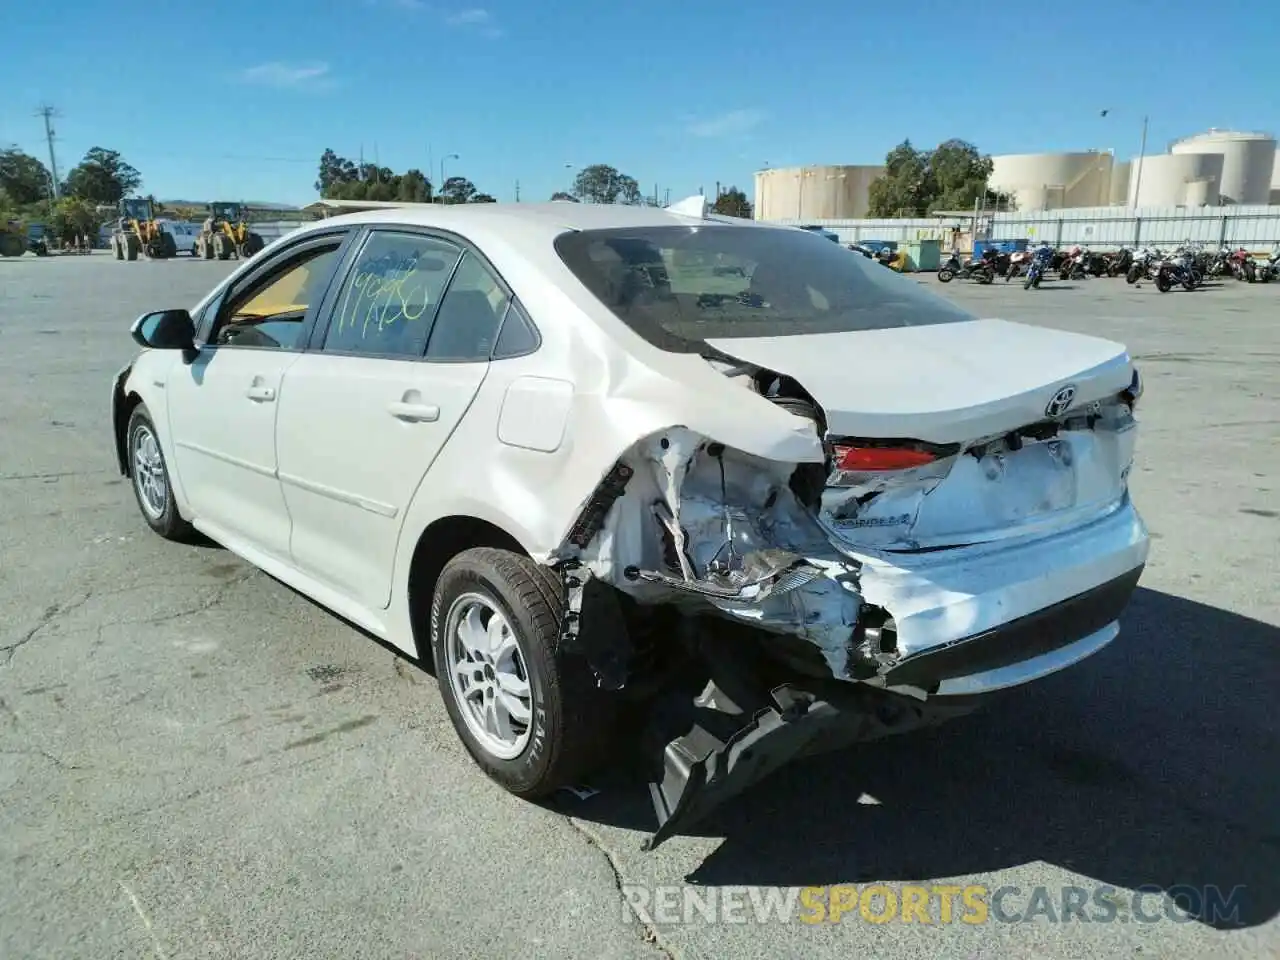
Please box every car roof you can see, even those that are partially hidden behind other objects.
[291,201,776,248]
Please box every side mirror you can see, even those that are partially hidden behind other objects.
[131,309,195,352]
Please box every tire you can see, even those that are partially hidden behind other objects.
[977,267,994,285]
[112,234,123,260]
[937,268,954,283]
[431,547,615,798]
[244,232,265,256]
[1023,274,1034,290]
[124,234,140,262]
[1126,266,1140,284]
[214,233,232,261]
[1182,276,1196,292]
[159,233,177,259]
[1155,272,1172,293]
[126,404,194,541]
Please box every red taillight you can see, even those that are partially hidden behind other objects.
[833,445,937,471]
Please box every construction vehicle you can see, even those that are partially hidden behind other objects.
[1,219,28,257]
[26,223,49,256]
[111,198,177,261]
[196,202,265,261]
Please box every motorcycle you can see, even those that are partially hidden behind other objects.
[1229,247,1258,282]
[1023,250,1052,289]
[1103,247,1133,277]
[1059,245,1089,280]
[1005,249,1031,281]
[1126,248,1161,284]
[937,248,997,284]
[1261,244,1280,283]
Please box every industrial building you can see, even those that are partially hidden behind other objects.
[753,165,883,221]
[756,128,1279,219]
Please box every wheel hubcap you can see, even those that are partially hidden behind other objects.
[132,426,168,520]
[445,593,533,760]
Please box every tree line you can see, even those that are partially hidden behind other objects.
[1,145,144,239]
[550,163,753,218]
[316,149,496,204]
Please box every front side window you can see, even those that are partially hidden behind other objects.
[324,232,463,358]
[554,225,976,353]
[210,244,341,349]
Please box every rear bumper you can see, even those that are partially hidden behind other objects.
[850,496,1150,679]
[882,565,1142,694]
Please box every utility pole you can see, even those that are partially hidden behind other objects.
[36,105,60,200]
[1131,115,1149,208]
[514,180,520,202]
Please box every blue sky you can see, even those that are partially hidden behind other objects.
[2,0,1277,206]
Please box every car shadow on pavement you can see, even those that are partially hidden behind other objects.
[558,587,1279,929]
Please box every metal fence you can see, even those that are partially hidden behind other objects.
[768,204,1280,252]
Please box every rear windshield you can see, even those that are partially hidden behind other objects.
[554,224,975,352]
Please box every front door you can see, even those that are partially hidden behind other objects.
[166,234,350,559]
[276,229,513,610]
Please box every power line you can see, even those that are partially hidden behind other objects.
[35,105,60,200]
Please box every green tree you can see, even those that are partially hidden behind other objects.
[48,197,99,241]
[397,169,432,202]
[0,148,52,205]
[316,148,358,196]
[867,139,996,217]
[440,176,477,204]
[469,193,497,203]
[572,164,642,204]
[62,147,142,203]
[549,191,578,202]
[712,186,753,219]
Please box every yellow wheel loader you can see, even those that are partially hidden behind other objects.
[196,202,265,261]
[111,198,177,261]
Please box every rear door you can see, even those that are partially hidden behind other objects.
[274,227,514,611]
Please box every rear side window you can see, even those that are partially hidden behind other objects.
[425,252,510,361]
[324,232,463,358]
[554,225,975,353]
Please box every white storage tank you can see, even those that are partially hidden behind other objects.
[753,165,884,220]
[989,152,1113,210]
[1109,160,1131,205]
[1182,177,1218,207]
[1169,130,1275,205]
[1128,152,1224,207]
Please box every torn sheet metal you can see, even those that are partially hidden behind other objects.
[820,401,1138,552]
[557,426,864,679]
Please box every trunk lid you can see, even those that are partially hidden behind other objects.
[706,318,1133,444]
[707,319,1138,551]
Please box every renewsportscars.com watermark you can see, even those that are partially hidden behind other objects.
[621,883,1246,926]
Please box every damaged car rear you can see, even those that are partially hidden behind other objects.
[538,210,1148,848]
[112,201,1148,851]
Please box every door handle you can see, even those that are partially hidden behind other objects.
[246,385,276,402]
[387,401,440,422]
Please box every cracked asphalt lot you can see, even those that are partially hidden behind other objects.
[2,254,1277,959]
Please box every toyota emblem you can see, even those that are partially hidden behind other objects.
[1045,384,1077,418]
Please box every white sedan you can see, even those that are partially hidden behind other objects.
[111,199,1149,848]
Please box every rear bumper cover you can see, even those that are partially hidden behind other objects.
[645,565,1143,849]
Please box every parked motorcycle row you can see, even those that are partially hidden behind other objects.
[936,242,1280,293]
